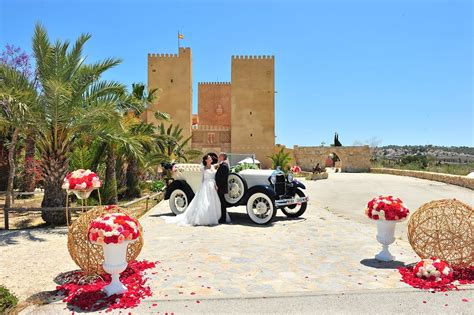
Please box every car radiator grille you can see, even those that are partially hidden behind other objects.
[275,174,286,195]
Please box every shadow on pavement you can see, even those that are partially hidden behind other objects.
[360,258,406,269]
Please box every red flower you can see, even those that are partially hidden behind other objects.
[365,195,410,221]
[55,260,157,312]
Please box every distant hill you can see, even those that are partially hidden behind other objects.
[374,145,474,163]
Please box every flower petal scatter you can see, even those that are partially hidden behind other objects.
[398,262,474,292]
[62,169,102,190]
[88,213,140,245]
[290,165,302,173]
[365,195,409,221]
[56,260,156,312]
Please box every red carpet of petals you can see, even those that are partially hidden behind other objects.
[56,260,157,312]
[398,265,474,292]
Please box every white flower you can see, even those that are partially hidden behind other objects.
[442,267,450,276]
[62,182,69,190]
[75,182,87,190]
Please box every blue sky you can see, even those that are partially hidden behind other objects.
[1,0,472,147]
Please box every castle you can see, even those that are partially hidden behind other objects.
[143,47,275,168]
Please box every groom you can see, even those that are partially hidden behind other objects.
[215,152,230,224]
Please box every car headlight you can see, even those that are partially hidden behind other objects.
[287,173,294,182]
[270,174,277,185]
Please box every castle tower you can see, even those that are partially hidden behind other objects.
[190,82,232,154]
[198,82,231,127]
[145,47,192,140]
[231,55,275,168]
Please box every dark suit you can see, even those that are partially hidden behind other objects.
[215,161,229,223]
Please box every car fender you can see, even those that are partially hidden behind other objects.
[241,185,276,206]
[292,180,306,190]
[164,180,195,201]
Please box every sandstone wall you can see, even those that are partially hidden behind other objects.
[293,146,371,172]
[231,55,275,169]
[370,168,474,190]
[198,82,231,127]
[145,47,193,140]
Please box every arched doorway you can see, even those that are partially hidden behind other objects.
[325,152,342,172]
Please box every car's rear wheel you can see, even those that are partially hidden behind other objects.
[225,173,247,206]
[281,189,307,218]
[246,192,276,225]
[169,188,191,215]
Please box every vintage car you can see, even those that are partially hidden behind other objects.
[163,163,309,225]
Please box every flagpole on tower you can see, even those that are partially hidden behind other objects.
[178,31,180,50]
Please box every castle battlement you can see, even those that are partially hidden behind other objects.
[148,53,179,58]
[231,55,274,60]
[198,82,231,85]
[148,47,191,59]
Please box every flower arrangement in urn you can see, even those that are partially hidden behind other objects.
[88,208,141,296]
[88,212,140,245]
[365,195,410,261]
[365,195,410,221]
[62,169,102,199]
[414,257,453,282]
[290,165,302,173]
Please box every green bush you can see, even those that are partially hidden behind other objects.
[230,163,259,173]
[150,180,165,192]
[0,285,18,313]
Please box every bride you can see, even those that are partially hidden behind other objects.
[164,154,230,226]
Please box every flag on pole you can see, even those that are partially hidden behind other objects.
[178,33,184,39]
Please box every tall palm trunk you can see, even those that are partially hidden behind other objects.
[5,128,19,210]
[40,151,69,225]
[0,139,9,191]
[22,131,36,192]
[125,156,140,198]
[103,146,118,205]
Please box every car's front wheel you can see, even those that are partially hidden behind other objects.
[169,188,191,215]
[225,173,247,206]
[281,188,307,218]
[246,192,276,225]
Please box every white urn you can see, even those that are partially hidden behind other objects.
[374,220,397,262]
[72,189,94,200]
[102,241,132,296]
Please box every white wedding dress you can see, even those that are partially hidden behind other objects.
[164,166,230,226]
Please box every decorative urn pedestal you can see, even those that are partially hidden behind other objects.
[71,188,94,200]
[365,195,410,262]
[102,241,134,296]
[375,220,397,261]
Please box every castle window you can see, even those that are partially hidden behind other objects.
[207,133,215,144]
[152,69,156,72]
[250,111,252,115]
[250,133,253,137]
[170,79,173,83]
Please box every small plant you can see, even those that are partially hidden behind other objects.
[0,285,18,313]
[150,180,165,192]
[268,148,292,172]
[230,163,259,173]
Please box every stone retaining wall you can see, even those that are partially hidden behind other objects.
[370,168,474,190]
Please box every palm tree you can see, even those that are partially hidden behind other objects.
[268,147,292,171]
[122,83,167,198]
[154,123,202,163]
[31,23,124,224]
[0,64,37,210]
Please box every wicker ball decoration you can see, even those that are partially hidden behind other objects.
[67,206,144,275]
[408,199,473,268]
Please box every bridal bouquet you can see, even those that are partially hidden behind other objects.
[414,258,453,282]
[88,213,140,245]
[290,165,302,173]
[62,169,102,191]
[365,195,409,221]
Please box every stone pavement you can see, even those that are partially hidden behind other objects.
[138,193,418,300]
[3,173,472,313]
